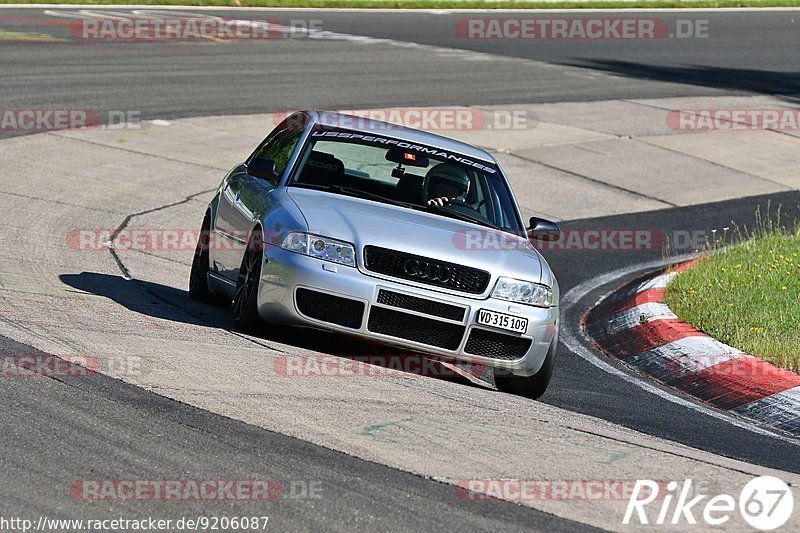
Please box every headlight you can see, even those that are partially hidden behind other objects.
[491,276,552,308]
[280,232,356,267]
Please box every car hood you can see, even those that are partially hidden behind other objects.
[286,187,547,290]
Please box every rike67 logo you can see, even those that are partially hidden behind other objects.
[624,476,794,530]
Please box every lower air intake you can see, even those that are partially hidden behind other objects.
[367,306,465,350]
[464,328,532,360]
[296,288,364,329]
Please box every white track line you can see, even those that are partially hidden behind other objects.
[560,254,800,446]
[637,271,678,291]
[37,7,595,72]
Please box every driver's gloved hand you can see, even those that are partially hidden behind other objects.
[427,197,450,207]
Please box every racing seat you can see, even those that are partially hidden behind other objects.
[394,173,424,205]
[298,151,346,186]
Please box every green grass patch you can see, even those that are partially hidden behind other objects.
[665,215,800,374]
[0,29,67,41]
[4,0,800,9]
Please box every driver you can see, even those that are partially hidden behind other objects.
[423,163,471,207]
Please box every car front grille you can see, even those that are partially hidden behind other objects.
[464,328,532,360]
[296,288,364,329]
[364,246,490,294]
[367,306,465,350]
[376,289,465,322]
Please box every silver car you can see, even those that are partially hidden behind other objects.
[189,111,561,398]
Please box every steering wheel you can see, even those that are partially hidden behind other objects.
[430,198,483,216]
[443,198,474,209]
[427,198,472,210]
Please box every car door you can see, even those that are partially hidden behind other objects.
[210,169,248,280]
[219,127,304,281]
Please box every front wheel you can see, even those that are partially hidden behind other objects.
[494,337,557,400]
[232,231,264,332]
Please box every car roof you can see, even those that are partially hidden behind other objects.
[297,110,496,164]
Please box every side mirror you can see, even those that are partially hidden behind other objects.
[247,157,278,182]
[527,217,560,242]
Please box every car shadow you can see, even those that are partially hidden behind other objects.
[59,272,485,388]
[564,60,800,96]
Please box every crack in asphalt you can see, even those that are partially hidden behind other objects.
[107,187,217,279]
[103,185,294,356]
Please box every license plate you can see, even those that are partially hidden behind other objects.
[476,309,528,334]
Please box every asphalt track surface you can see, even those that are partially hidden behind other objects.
[1,6,800,530]
[0,335,594,531]
[0,8,798,135]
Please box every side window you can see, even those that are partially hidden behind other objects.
[253,129,303,180]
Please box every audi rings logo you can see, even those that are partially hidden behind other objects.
[403,259,453,283]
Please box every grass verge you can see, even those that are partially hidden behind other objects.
[3,0,800,10]
[665,210,800,374]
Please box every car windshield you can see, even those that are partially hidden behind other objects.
[287,128,523,232]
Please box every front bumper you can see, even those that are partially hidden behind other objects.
[257,244,558,376]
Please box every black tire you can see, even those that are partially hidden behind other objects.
[232,230,264,332]
[494,337,557,400]
[189,213,217,303]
